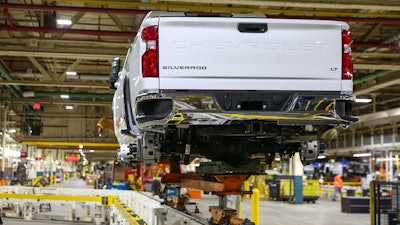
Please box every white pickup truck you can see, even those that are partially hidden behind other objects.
[110,11,358,172]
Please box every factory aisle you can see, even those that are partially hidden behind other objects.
[52,177,94,189]
[193,194,370,225]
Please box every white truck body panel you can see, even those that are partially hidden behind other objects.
[158,17,348,92]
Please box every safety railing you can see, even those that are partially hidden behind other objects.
[370,181,400,225]
[0,186,206,225]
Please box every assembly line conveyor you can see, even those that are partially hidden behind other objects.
[0,186,208,225]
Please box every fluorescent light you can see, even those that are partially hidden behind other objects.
[318,155,326,159]
[354,153,371,157]
[65,105,73,110]
[89,150,95,153]
[60,94,69,99]
[8,129,16,133]
[355,98,372,103]
[57,19,72,25]
[275,157,281,161]
[356,95,372,103]
[66,71,77,76]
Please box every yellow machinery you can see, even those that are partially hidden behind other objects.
[280,179,320,203]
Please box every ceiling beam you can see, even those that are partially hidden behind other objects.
[60,59,82,81]
[108,13,129,32]
[354,64,400,70]
[159,0,400,12]
[3,2,400,16]
[0,3,148,15]
[0,25,136,37]
[3,3,400,24]
[0,80,110,89]
[47,0,400,18]
[358,107,400,123]
[0,38,130,48]
[0,98,112,106]
[12,112,113,119]
[0,51,121,60]
[21,141,119,147]
[352,52,400,59]
[354,76,400,95]
[53,12,86,39]
[27,56,53,81]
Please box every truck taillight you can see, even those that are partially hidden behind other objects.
[142,26,159,77]
[342,30,353,80]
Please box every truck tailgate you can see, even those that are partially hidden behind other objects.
[158,17,345,91]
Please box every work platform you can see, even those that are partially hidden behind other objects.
[0,178,370,225]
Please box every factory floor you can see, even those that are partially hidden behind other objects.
[1,178,370,225]
[193,194,370,225]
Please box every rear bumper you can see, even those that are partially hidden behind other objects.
[134,90,358,127]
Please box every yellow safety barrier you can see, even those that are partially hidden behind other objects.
[0,192,147,224]
[0,193,116,206]
[114,200,148,225]
[320,181,363,200]
[31,177,42,186]
[244,180,250,198]
[251,188,259,225]
[49,175,56,186]
[370,181,375,225]
[29,176,50,187]
[325,181,361,186]
[237,195,243,218]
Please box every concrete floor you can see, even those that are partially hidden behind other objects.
[1,178,370,225]
[192,194,370,225]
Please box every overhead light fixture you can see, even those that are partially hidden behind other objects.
[355,95,373,103]
[318,155,326,159]
[355,98,372,103]
[354,153,371,157]
[66,71,77,76]
[57,19,72,25]
[65,105,74,110]
[60,94,69,99]
[8,129,16,133]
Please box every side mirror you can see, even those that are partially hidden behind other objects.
[109,57,120,90]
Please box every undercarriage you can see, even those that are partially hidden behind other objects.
[120,120,328,174]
